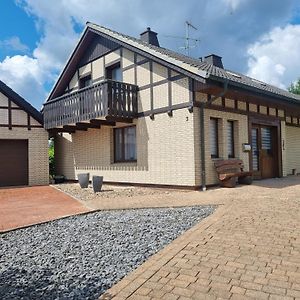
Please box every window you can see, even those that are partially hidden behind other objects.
[261,127,272,155]
[79,75,92,88]
[210,118,219,158]
[106,63,122,81]
[114,126,137,162]
[252,128,259,171]
[227,120,235,158]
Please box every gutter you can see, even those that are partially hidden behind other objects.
[199,79,228,191]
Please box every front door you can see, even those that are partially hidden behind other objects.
[251,125,278,179]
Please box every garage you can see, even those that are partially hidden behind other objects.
[0,139,29,187]
[0,80,49,187]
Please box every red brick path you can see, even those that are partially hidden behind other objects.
[0,186,90,232]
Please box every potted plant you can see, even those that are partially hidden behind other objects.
[54,175,65,184]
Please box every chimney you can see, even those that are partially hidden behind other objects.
[204,54,224,69]
[140,27,160,47]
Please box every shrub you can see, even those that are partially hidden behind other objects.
[49,140,55,178]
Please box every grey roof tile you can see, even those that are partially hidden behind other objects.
[88,22,300,103]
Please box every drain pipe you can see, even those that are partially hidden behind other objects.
[200,80,229,191]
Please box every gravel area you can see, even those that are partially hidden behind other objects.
[54,183,182,202]
[0,206,215,300]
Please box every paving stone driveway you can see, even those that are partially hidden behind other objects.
[0,186,90,232]
[100,177,300,300]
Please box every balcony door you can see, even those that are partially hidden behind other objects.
[251,124,279,179]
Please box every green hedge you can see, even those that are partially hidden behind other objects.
[49,140,55,177]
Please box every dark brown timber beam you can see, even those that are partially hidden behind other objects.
[105,116,133,124]
[90,119,116,126]
[49,128,75,134]
[76,122,101,129]
[63,125,87,131]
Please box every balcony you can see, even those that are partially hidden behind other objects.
[43,80,138,130]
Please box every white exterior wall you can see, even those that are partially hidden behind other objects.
[55,109,197,186]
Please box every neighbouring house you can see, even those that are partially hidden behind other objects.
[0,80,49,187]
[43,22,300,189]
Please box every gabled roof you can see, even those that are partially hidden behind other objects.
[87,22,209,79]
[0,80,43,124]
[47,21,300,105]
[46,23,208,102]
[88,23,300,103]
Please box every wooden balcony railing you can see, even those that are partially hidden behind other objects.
[43,80,138,129]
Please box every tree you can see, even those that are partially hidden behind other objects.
[288,78,300,95]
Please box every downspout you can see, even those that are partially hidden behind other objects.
[200,79,229,191]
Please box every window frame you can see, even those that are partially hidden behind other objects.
[79,74,92,89]
[227,120,235,158]
[210,117,219,159]
[113,126,137,163]
[106,62,122,82]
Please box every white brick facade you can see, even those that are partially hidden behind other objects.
[55,109,197,187]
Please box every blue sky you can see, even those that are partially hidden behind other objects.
[0,0,300,109]
[0,1,37,60]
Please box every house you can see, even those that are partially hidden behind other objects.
[0,80,49,187]
[43,22,300,190]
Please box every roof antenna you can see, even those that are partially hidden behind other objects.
[164,21,200,56]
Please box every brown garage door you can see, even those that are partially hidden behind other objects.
[0,139,28,187]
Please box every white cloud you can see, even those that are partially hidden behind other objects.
[0,0,297,108]
[0,0,81,107]
[221,0,246,12]
[18,0,80,70]
[247,24,300,89]
[0,36,29,52]
[0,55,41,81]
[0,55,53,107]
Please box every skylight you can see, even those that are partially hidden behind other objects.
[251,78,267,86]
[226,71,241,78]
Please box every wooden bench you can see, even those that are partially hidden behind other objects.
[214,159,253,188]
